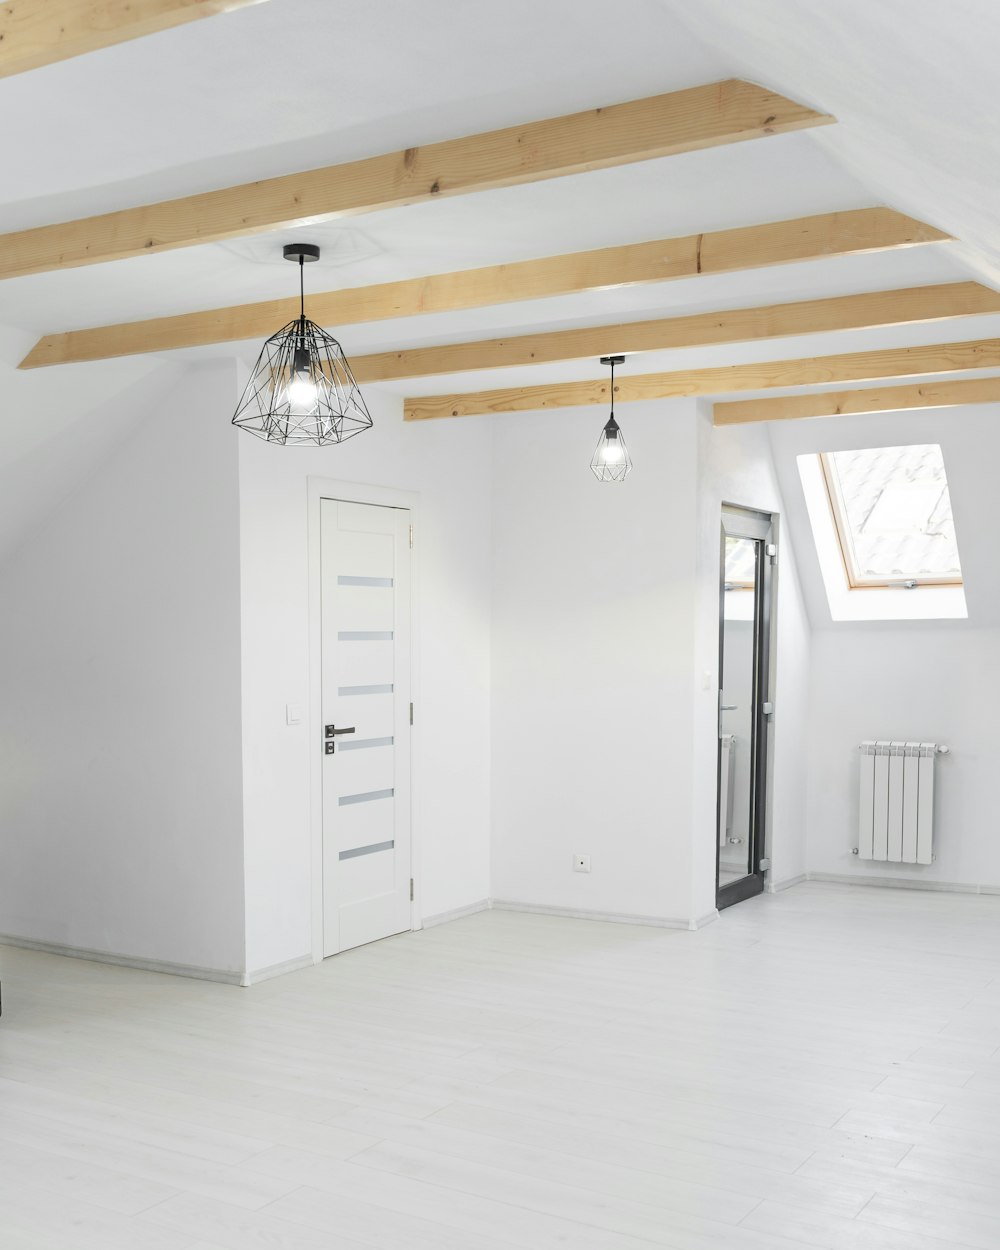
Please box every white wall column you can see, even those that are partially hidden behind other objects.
[0,362,246,979]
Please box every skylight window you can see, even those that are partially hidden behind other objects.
[821,444,962,588]
[797,443,967,622]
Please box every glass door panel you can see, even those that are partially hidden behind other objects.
[719,537,757,887]
[717,508,773,909]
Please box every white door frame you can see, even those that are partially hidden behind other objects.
[307,477,421,963]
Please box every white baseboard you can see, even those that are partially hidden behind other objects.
[0,932,245,985]
[243,953,315,986]
[806,871,1000,896]
[421,899,490,929]
[766,873,808,894]
[19,873,992,993]
[491,899,716,931]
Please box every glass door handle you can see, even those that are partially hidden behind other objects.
[720,704,738,711]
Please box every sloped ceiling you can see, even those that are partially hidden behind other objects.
[765,402,1000,631]
[665,0,1000,286]
[664,0,1000,630]
[0,326,173,563]
[1,0,999,577]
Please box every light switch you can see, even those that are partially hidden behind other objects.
[285,703,303,726]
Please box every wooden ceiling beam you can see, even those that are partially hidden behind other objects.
[0,0,265,79]
[20,208,949,368]
[1,79,830,280]
[403,337,1000,421]
[713,375,1000,424]
[349,282,999,384]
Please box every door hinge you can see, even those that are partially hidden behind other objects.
[759,857,771,872]
[409,701,414,725]
[766,543,777,565]
[409,878,414,901]
[762,701,775,716]
[409,524,414,549]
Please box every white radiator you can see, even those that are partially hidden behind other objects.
[857,741,945,864]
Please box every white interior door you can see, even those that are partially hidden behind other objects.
[321,498,411,956]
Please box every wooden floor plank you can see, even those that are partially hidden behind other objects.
[1,882,999,1248]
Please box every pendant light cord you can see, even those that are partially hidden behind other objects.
[299,255,306,322]
[610,357,615,418]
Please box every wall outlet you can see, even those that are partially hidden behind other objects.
[573,854,591,873]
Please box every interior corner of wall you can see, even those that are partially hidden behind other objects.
[693,397,715,427]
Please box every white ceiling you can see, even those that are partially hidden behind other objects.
[2,0,1000,574]
[0,0,720,215]
[668,0,1000,286]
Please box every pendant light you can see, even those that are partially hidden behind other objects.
[590,354,632,482]
[232,243,373,446]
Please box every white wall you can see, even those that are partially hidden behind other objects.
[4,353,993,995]
[0,362,246,975]
[769,405,1000,892]
[0,324,166,566]
[806,628,1000,889]
[239,390,493,975]
[490,400,706,924]
[489,399,811,926]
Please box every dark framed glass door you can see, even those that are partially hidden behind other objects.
[717,506,774,910]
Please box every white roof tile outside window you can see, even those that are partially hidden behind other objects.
[823,443,962,584]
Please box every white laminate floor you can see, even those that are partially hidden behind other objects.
[2,883,1000,1249]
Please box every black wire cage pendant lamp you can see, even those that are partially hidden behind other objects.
[590,354,632,482]
[232,243,374,446]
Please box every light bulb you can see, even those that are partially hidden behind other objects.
[286,374,318,408]
[590,358,631,481]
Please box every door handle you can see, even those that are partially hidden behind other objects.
[720,704,738,711]
[323,725,356,755]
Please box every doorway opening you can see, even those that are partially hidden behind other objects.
[717,505,774,910]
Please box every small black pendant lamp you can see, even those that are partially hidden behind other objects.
[232,243,374,446]
[590,354,632,482]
